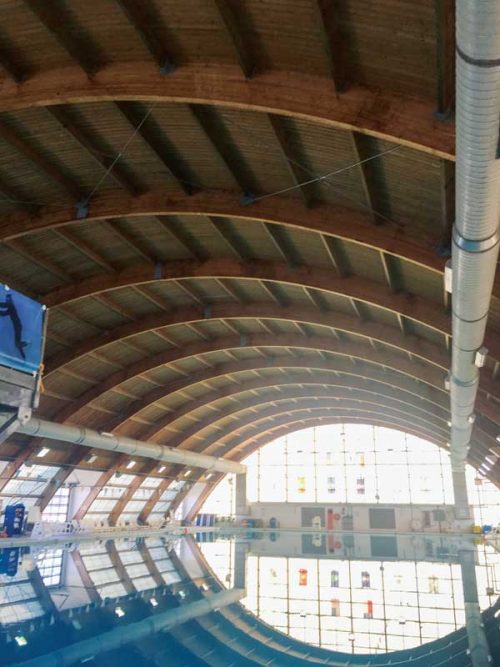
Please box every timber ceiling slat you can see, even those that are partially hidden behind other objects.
[0,119,84,200]
[189,105,260,196]
[115,0,176,73]
[433,0,456,119]
[23,0,108,76]
[46,106,143,196]
[267,115,315,208]
[213,0,255,79]
[0,40,30,83]
[315,0,348,92]
[114,102,196,195]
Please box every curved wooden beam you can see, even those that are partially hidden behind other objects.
[43,299,500,406]
[158,391,449,455]
[234,417,444,463]
[49,332,450,425]
[48,332,500,426]
[45,301,449,376]
[6,187,499,305]
[0,63,455,158]
[189,400,450,458]
[227,415,492,474]
[43,260,448,333]
[219,406,448,458]
[137,376,449,442]
[104,358,450,435]
[0,189,444,272]
[216,407,446,460]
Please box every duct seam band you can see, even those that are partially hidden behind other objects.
[452,227,500,253]
[449,375,478,389]
[456,45,500,68]
[450,310,488,326]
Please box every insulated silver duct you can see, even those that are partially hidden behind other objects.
[451,0,500,519]
[17,416,245,475]
[16,588,246,667]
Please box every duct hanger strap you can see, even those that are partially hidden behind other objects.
[456,45,500,68]
[452,227,500,254]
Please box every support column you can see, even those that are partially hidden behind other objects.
[452,466,471,522]
[459,549,492,666]
[234,540,248,590]
[235,473,248,518]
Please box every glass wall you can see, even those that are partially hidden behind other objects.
[240,425,499,524]
[245,425,453,505]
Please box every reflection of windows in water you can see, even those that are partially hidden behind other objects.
[342,516,354,531]
[425,539,434,557]
[331,570,339,587]
[363,600,373,619]
[428,576,439,594]
[330,598,340,616]
[361,571,371,588]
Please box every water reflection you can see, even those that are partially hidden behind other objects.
[198,531,500,654]
[0,530,498,665]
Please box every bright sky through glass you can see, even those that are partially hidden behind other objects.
[201,424,500,526]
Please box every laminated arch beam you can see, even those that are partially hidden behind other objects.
[48,331,451,425]
[150,391,450,455]
[47,332,500,426]
[0,62,454,158]
[44,301,450,377]
[104,360,453,436]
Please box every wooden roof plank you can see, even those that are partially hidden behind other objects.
[213,0,255,79]
[0,120,83,200]
[23,0,107,76]
[0,43,30,83]
[189,105,260,195]
[434,0,455,119]
[54,227,115,272]
[268,115,314,208]
[114,102,194,195]
[46,106,143,196]
[315,0,348,93]
[115,0,176,73]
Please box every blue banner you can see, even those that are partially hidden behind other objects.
[0,284,45,375]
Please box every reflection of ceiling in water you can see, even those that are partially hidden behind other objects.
[199,535,500,654]
[0,533,499,665]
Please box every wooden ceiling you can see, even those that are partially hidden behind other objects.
[0,0,498,518]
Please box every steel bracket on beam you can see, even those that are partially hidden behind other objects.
[0,407,32,445]
[159,58,176,75]
[76,200,89,220]
[240,192,255,206]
